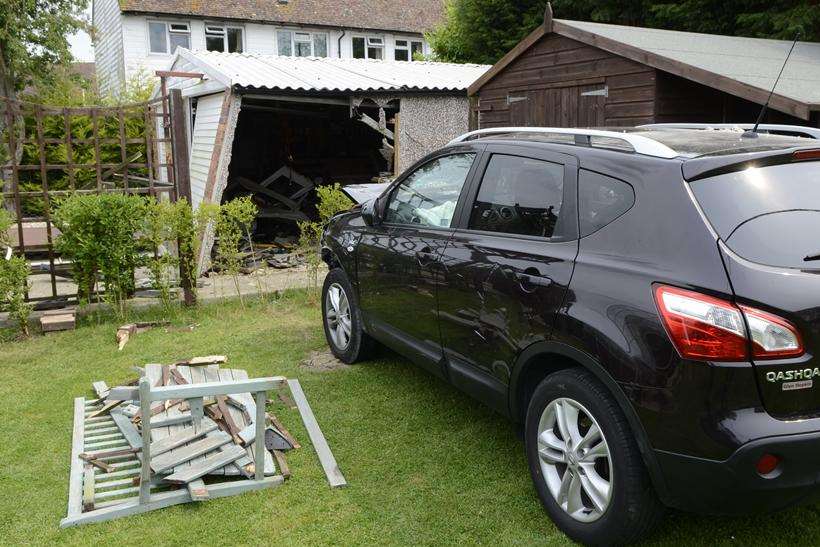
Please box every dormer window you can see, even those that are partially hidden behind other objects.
[352,36,384,60]
[148,21,190,54]
[205,24,244,53]
[276,30,328,57]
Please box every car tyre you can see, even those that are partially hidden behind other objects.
[322,268,376,363]
[525,368,664,545]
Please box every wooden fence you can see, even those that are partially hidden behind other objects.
[0,90,190,303]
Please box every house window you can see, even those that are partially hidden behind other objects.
[276,30,328,57]
[353,36,384,60]
[205,24,244,53]
[395,39,424,61]
[148,21,190,54]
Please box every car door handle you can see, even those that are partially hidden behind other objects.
[516,269,552,292]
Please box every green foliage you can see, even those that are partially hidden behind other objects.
[427,0,548,64]
[53,193,148,315]
[213,197,258,306]
[144,198,179,311]
[429,0,820,65]
[0,0,89,94]
[298,184,354,290]
[0,209,31,336]
[174,199,219,305]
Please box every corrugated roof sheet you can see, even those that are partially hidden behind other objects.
[180,50,490,93]
[121,0,445,35]
[559,19,820,106]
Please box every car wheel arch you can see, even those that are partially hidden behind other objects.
[509,340,671,503]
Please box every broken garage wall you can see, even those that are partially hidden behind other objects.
[397,95,470,173]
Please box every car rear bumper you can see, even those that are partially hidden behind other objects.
[655,430,820,514]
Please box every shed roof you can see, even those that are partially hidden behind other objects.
[470,18,820,120]
[173,49,490,94]
[120,0,445,35]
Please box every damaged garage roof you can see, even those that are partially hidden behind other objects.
[173,49,490,94]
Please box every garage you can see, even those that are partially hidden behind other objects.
[160,50,489,256]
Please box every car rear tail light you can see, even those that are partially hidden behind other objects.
[739,305,803,359]
[654,285,804,361]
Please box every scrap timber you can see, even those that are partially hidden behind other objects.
[61,361,292,527]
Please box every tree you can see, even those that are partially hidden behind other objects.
[0,0,89,99]
[429,0,820,65]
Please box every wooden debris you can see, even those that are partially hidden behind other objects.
[216,396,242,444]
[267,412,300,449]
[173,355,227,366]
[82,465,95,511]
[271,449,291,479]
[41,311,76,333]
[81,447,139,461]
[164,445,247,484]
[151,431,233,473]
[288,379,346,487]
[149,420,218,457]
[83,457,114,473]
[86,399,122,419]
[92,381,110,399]
[187,479,210,501]
[116,321,171,350]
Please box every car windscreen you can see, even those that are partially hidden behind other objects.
[690,162,820,269]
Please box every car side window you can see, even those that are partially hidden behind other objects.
[384,153,475,228]
[468,154,566,238]
[578,170,635,237]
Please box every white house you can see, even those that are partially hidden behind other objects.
[93,0,446,96]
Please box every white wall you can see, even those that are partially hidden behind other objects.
[92,0,124,96]
[110,13,432,89]
[189,92,227,210]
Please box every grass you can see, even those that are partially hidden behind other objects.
[1,291,820,546]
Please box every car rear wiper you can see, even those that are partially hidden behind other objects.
[804,252,820,262]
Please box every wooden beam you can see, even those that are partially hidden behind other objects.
[66,398,86,518]
[151,431,232,473]
[288,379,346,488]
[163,445,247,484]
[82,465,95,512]
[155,70,204,79]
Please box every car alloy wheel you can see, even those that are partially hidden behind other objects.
[325,282,352,350]
[537,397,612,523]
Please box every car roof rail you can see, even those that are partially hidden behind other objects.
[448,127,679,159]
[638,123,820,140]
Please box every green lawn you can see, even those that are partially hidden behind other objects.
[1,291,820,546]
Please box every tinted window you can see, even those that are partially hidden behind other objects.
[579,170,635,236]
[468,154,564,238]
[691,162,820,268]
[384,154,475,228]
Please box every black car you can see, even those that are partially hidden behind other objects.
[319,126,820,544]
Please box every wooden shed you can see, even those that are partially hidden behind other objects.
[469,7,820,129]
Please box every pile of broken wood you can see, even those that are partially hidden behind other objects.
[62,355,345,527]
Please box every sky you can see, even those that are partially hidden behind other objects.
[68,5,95,62]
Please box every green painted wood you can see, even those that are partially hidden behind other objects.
[288,379,347,488]
[149,419,217,457]
[66,397,86,518]
[163,445,247,484]
[59,476,284,528]
[151,431,232,473]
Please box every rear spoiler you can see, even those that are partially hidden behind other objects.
[683,147,820,181]
[340,183,390,204]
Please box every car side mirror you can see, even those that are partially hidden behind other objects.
[361,198,380,226]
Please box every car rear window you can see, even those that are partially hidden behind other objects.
[690,162,820,268]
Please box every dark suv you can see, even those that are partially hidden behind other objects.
[319,126,820,544]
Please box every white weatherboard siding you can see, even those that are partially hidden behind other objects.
[93,0,125,95]
[189,92,226,210]
[100,8,432,90]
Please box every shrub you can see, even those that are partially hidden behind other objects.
[0,210,31,336]
[213,197,257,307]
[53,193,148,315]
[298,183,353,290]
